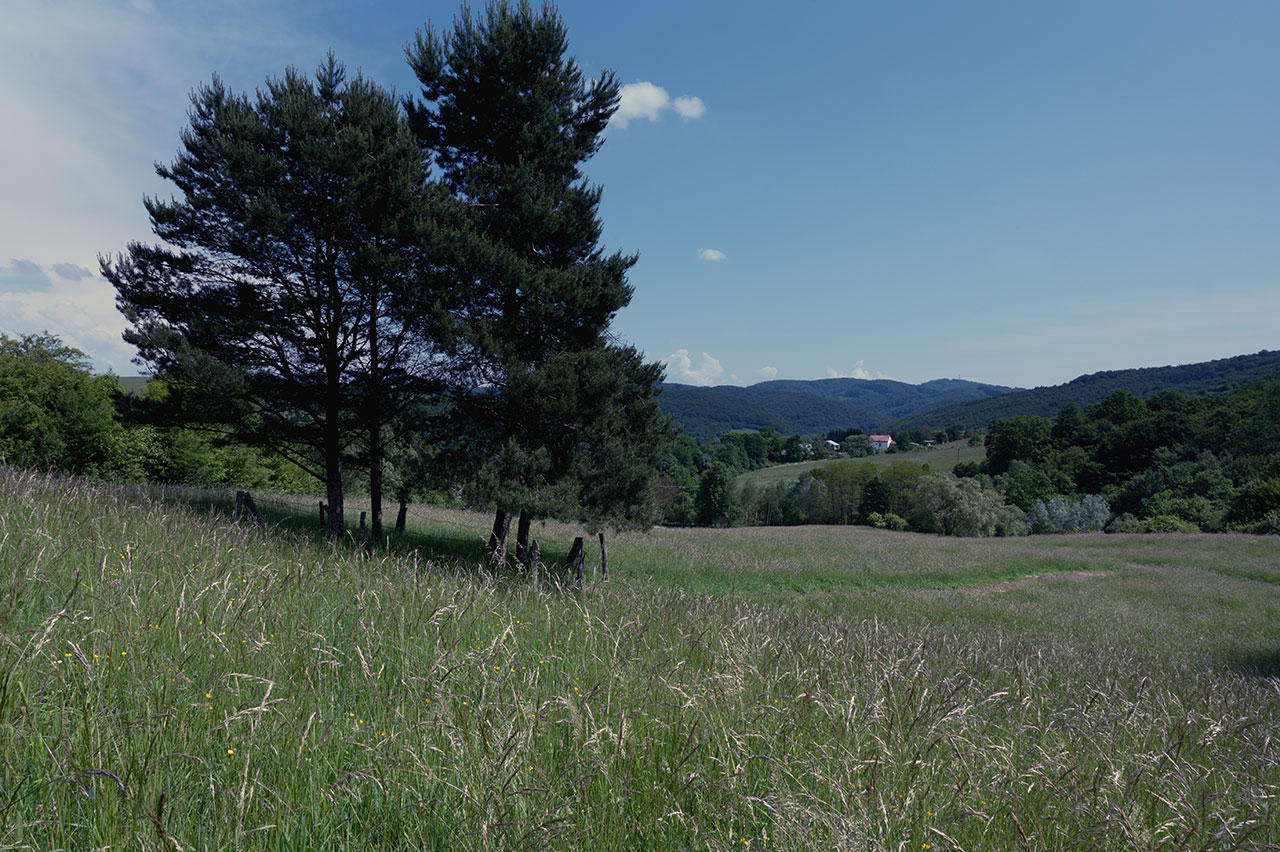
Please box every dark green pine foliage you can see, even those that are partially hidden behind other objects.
[103,56,449,536]
[407,1,670,537]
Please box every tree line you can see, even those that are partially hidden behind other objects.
[93,2,670,552]
[665,376,1280,536]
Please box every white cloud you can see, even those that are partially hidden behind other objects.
[756,366,777,378]
[612,81,706,128]
[663,348,725,386]
[0,270,137,373]
[614,82,670,127]
[698,248,727,262]
[673,95,706,120]
[826,360,891,380]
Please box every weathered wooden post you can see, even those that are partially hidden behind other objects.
[515,509,532,567]
[598,531,608,580]
[242,492,263,526]
[529,539,539,585]
[235,491,263,526]
[319,502,326,530]
[489,511,512,570]
[563,536,584,590]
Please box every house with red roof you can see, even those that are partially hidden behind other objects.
[869,434,895,451]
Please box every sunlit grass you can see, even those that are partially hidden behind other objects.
[2,467,1278,850]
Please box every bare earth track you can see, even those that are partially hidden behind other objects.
[962,569,1113,596]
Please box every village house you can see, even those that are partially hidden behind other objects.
[869,434,895,451]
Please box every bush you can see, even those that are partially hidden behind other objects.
[1026,495,1111,534]
[865,511,907,531]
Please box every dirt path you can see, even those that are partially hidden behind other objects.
[962,570,1112,596]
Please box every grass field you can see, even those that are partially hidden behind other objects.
[3,466,1279,850]
[734,442,986,489]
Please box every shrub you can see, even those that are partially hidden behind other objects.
[1026,495,1111,534]
[865,511,907,531]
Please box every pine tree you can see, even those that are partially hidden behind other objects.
[407,1,670,556]
[103,56,451,536]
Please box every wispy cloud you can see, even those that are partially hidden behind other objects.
[698,248,727,262]
[612,81,707,128]
[663,348,725,386]
[0,259,53,293]
[756,366,778,378]
[53,263,95,280]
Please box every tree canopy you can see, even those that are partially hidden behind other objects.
[103,56,454,535]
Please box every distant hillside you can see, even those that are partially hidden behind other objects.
[658,377,1019,441]
[890,350,1280,432]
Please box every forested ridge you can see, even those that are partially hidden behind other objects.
[660,376,1018,440]
[891,349,1280,432]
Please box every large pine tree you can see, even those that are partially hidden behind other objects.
[407,1,670,550]
[103,56,451,535]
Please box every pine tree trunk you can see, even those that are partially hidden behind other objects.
[324,419,343,536]
[369,423,383,542]
[395,500,408,533]
[367,291,383,542]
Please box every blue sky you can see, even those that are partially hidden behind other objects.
[2,0,1277,388]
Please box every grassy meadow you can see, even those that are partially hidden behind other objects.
[734,443,986,489]
[2,466,1279,851]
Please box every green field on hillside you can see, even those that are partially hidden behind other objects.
[734,441,986,488]
[3,467,1278,851]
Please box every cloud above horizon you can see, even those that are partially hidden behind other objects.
[613,81,707,128]
[756,366,777,378]
[698,248,727,262]
[663,348,725,386]
[826,360,891,380]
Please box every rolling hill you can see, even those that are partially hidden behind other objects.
[658,377,1019,441]
[889,349,1280,432]
[659,350,1280,441]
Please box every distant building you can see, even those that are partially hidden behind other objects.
[823,439,841,452]
[869,434,895,451]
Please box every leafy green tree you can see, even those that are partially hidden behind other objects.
[812,460,877,524]
[0,333,128,477]
[104,57,449,536]
[1227,478,1280,526]
[1001,461,1061,510]
[694,462,735,527]
[983,415,1052,475]
[407,1,666,547]
[912,473,1023,537]
[858,477,892,522]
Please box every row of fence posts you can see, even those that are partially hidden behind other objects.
[489,510,607,590]
[299,499,603,588]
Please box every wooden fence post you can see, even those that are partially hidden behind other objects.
[562,536,584,590]
[489,511,512,570]
[598,531,608,580]
[235,491,263,526]
[529,539,539,585]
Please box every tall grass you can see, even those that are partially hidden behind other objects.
[1,467,1278,850]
